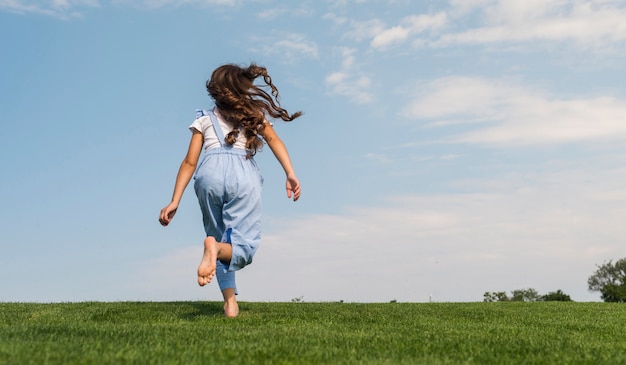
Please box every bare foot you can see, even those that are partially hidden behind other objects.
[197,236,217,286]
[222,288,239,318]
[224,300,239,318]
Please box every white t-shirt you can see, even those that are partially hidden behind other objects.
[189,109,248,150]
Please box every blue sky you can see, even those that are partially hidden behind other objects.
[1,0,625,303]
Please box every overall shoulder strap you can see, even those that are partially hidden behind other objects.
[207,109,226,147]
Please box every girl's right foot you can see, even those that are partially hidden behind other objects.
[224,300,239,318]
[197,237,217,286]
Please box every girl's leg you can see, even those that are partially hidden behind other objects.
[197,236,233,286]
[216,261,239,317]
[198,237,239,317]
[222,288,239,318]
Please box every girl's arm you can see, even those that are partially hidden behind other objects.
[159,130,204,226]
[261,122,301,201]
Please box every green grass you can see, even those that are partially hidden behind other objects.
[0,302,624,364]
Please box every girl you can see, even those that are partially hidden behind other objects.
[159,63,302,317]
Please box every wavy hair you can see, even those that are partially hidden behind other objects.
[206,63,302,158]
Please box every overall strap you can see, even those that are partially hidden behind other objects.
[207,109,226,147]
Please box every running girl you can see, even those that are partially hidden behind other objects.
[159,63,302,317]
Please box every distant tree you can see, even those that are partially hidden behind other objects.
[587,258,626,303]
[540,290,573,302]
[483,291,509,302]
[484,288,554,302]
[510,288,540,302]
[485,288,574,302]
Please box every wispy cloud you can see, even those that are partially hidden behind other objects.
[325,0,368,11]
[370,13,447,49]
[0,0,99,18]
[341,18,386,42]
[432,0,626,47]
[112,0,237,9]
[257,4,314,20]
[325,47,374,104]
[365,152,393,164]
[435,0,626,50]
[0,0,241,17]
[135,162,626,302]
[261,163,626,302]
[404,76,626,146]
[330,0,626,52]
[253,33,319,64]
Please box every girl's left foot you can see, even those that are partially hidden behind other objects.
[197,237,217,286]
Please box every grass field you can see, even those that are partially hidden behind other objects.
[0,301,624,364]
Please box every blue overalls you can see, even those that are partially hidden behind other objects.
[193,109,263,294]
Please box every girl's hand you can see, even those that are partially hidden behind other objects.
[286,174,301,202]
[159,202,178,226]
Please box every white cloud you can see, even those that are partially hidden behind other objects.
[257,4,314,20]
[325,47,374,104]
[343,18,386,42]
[254,33,319,63]
[404,76,626,146]
[325,72,346,85]
[365,152,393,164]
[274,34,319,59]
[326,0,368,11]
[407,13,448,32]
[447,0,494,16]
[436,0,626,49]
[333,1,626,52]
[322,12,348,25]
[326,74,373,104]
[113,0,236,8]
[371,13,447,49]
[0,0,242,17]
[134,163,626,302]
[0,0,99,18]
[371,26,410,48]
[131,246,205,301]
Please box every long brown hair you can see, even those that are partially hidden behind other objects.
[206,63,302,157]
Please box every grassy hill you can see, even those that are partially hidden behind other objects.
[1,301,624,364]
